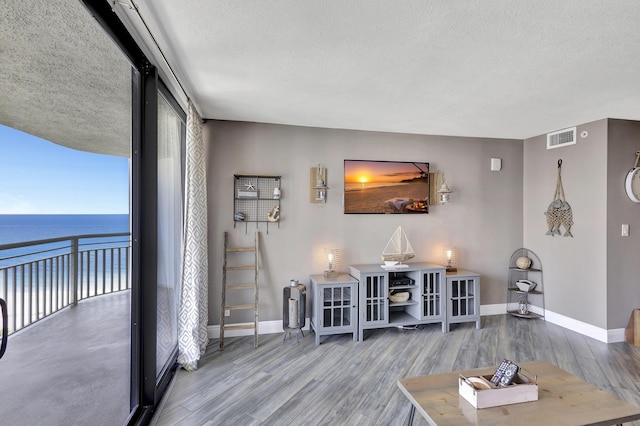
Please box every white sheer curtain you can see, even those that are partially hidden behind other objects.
[156,95,184,376]
[178,100,208,371]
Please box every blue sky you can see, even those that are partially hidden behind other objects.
[0,124,129,214]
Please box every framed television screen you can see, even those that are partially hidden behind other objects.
[344,159,430,214]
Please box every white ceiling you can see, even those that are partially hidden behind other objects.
[120,0,640,140]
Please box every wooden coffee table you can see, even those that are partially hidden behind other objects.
[397,361,640,425]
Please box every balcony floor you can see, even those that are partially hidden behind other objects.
[0,291,130,426]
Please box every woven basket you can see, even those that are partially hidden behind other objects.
[389,292,410,303]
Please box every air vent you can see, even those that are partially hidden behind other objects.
[547,127,577,150]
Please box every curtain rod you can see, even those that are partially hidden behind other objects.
[112,0,192,108]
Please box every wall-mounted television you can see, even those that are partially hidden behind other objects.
[344,159,430,214]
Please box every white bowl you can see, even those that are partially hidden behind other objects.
[384,260,399,267]
[516,281,536,292]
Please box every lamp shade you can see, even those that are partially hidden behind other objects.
[323,248,340,278]
[443,246,457,272]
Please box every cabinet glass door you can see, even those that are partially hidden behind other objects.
[450,278,475,317]
[364,275,386,323]
[322,286,352,328]
[422,272,441,317]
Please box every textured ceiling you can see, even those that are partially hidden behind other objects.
[0,0,131,157]
[120,0,640,140]
[2,1,639,156]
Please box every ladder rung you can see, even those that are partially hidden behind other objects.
[221,231,260,350]
[227,246,256,252]
[226,284,255,290]
[227,265,256,271]
[225,304,256,310]
[223,324,255,331]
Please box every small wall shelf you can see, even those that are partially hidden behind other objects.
[233,174,281,233]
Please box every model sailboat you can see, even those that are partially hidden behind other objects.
[381,226,415,265]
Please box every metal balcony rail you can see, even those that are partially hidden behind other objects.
[0,233,131,335]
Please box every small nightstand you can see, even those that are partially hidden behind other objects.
[309,274,358,345]
[445,270,481,332]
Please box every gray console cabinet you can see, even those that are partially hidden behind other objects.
[445,270,481,331]
[349,263,447,341]
[309,274,358,345]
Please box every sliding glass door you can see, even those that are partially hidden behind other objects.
[80,1,186,423]
[156,89,185,382]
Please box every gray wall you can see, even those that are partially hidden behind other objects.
[524,119,640,330]
[607,119,640,328]
[524,120,609,328]
[205,120,523,325]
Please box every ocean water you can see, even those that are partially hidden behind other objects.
[0,214,130,271]
[344,181,410,192]
[0,214,129,245]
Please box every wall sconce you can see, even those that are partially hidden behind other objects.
[310,165,328,204]
[324,248,339,278]
[438,183,452,204]
[444,246,457,272]
[430,170,453,205]
[437,180,453,204]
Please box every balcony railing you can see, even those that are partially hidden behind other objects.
[0,233,131,335]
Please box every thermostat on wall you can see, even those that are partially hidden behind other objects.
[491,158,502,171]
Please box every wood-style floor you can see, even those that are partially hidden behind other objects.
[152,315,640,426]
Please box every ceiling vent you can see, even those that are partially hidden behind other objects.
[547,127,577,150]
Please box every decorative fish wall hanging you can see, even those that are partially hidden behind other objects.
[545,159,573,237]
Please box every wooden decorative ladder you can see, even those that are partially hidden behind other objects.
[220,231,259,350]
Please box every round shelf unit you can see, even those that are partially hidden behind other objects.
[507,248,544,319]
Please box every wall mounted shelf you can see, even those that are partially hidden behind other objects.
[233,175,281,234]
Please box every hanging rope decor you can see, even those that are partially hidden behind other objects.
[544,159,574,237]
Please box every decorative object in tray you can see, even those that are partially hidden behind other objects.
[458,360,538,409]
[381,226,414,268]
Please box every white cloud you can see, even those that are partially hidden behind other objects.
[0,194,40,214]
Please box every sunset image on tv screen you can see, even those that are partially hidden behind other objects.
[344,160,430,214]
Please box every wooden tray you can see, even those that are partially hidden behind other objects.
[458,369,538,409]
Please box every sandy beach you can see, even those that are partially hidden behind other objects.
[344,182,429,213]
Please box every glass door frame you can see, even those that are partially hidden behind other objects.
[80,1,181,424]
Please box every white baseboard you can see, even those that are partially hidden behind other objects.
[482,303,625,344]
[607,328,626,343]
[544,310,626,343]
[480,303,505,316]
[208,307,627,344]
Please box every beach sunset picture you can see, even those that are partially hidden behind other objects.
[344,160,430,214]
